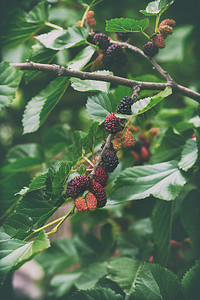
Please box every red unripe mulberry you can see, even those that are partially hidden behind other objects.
[152,33,166,49]
[159,19,176,27]
[90,181,107,208]
[122,130,135,148]
[105,112,122,134]
[94,167,108,187]
[74,197,88,212]
[85,192,97,211]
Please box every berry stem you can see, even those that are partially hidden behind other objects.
[141,30,151,40]
[47,204,75,236]
[45,21,63,31]
[85,41,97,48]
[81,5,91,27]
[82,155,95,167]
[155,14,161,33]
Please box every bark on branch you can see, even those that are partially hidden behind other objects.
[12,61,200,102]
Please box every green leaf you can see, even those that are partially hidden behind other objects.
[50,272,81,297]
[180,190,200,249]
[131,87,172,116]
[42,124,71,156]
[156,26,194,62]
[86,92,117,124]
[111,161,188,202]
[0,172,31,218]
[81,122,100,153]
[25,1,49,23]
[52,162,72,197]
[36,26,88,50]
[2,143,45,173]
[73,131,88,156]
[181,259,200,299]
[140,0,175,16]
[71,287,124,300]
[152,201,172,266]
[107,257,142,294]
[70,70,112,93]
[0,61,23,110]
[23,77,69,134]
[106,18,149,32]
[28,173,48,192]
[36,238,79,275]
[133,263,181,300]
[0,229,50,284]
[78,0,103,7]
[151,127,185,163]
[68,46,95,71]
[74,262,107,290]
[1,10,44,47]
[25,44,57,82]
[178,139,198,171]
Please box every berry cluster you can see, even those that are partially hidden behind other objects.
[113,129,135,151]
[86,10,96,28]
[143,18,176,57]
[74,192,97,212]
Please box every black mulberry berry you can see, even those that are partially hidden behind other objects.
[102,150,119,172]
[103,44,128,69]
[94,167,108,187]
[90,181,107,208]
[117,96,134,115]
[143,42,159,57]
[105,112,122,134]
[93,33,110,50]
[66,175,91,198]
[115,32,131,42]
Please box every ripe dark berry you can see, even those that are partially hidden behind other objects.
[66,175,91,198]
[143,42,159,57]
[93,33,110,50]
[105,112,122,134]
[94,167,108,187]
[117,96,134,115]
[103,44,128,69]
[115,32,131,42]
[90,181,107,208]
[102,150,119,173]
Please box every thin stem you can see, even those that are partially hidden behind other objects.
[81,5,91,27]
[82,155,94,167]
[141,30,150,40]
[86,41,96,48]
[155,14,161,33]
[45,21,63,31]
[47,204,75,236]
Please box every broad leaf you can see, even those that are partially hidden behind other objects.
[86,92,117,124]
[36,26,88,50]
[152,201,172,266]
[68,46,95,71]
[131,87,172,117]
[74,262,107,290]
[70,70,112,93]
[23,77,69,134]
[180,190,200,249]
[25,44,57,82]
[181,259,200,299]
[0,172,31,219]
[36,238,79,275]
[0,229,50,284]
[106,18,149,32]
[107,257,142,294]
[50,272,81,297]
[140,0,175,16]
[1,10,44,47]
[111,160,188,202]
[71,287,124,300]
[151,127,185,163]
[2,143,45,173]
[28,173,48,192]
[83,122,101,153]
[0,61,23,110]
[178,139,198,171]
[156,26,193,62]
[25,1,49,23]
[52,162,72,197]
[133,263,181,300]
